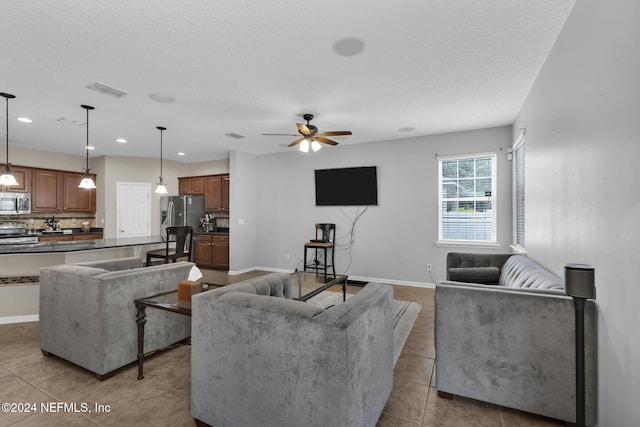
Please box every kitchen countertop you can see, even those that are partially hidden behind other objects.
[0,235,167,255]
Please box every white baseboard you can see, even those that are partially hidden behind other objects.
[0,314,39,325]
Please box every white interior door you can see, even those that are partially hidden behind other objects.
[117,182,151,237]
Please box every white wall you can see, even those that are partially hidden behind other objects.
[514,0,640,425]
[229,150,258,271]
[232,126,513,284]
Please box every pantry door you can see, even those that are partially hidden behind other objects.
[117,182,151,237]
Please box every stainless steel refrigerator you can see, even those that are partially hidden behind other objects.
[160,195,205,236]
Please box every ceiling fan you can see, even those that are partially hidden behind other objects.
[263,114,352,152]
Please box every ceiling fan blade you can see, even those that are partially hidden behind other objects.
[262,133,300,136]
[296,123,311,135]
[287,137,306,147]
[315,136,339,146]
[316,131,352,136]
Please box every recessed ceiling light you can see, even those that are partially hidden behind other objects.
[177,152,185,156]
[17,117,32,123]
[116,138,127,143]
[398,127,415,132]
[332,37,365,57]
[149,93,175,104]
[224,132,245,139]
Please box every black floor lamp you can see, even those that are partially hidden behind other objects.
[565,263,596,427]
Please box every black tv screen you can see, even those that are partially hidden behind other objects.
[315,166,378,206]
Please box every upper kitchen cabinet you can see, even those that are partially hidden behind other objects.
[204,174,229,212]
[32,169,63,211]
[31,168,96,213]
[62,172,96,212]
[178,177,204,195]
[0,165,31,193]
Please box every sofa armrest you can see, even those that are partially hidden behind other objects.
[435,281,595,424]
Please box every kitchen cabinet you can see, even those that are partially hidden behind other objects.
[63,172,96,212]
[72,233,103,241]
[0,166,31,193]
[38,234,73,242]
[178,177,204,195]
[32,169,63,211]
[194,233,229,269]
[31,169,96,213]
[204,174,229,212]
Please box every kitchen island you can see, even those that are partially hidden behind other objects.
[0,235,170,322]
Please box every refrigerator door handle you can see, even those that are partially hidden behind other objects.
[166,201,174,226]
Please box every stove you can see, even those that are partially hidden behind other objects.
[0,221,39,244]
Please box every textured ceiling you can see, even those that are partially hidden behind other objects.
[1,0,575,162]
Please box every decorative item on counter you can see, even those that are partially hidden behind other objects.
[82,221,91,232]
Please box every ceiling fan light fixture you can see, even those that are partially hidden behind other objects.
[78,105,96,189]
[0,92,19,187]
[311,140,322,152]
[299,139,310,153]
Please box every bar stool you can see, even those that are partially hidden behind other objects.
[146,226,193,266]
[304,223,336,282]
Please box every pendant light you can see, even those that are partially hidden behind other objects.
[154,126,168,194]
[78,104,96,189]
[0,92,19,187]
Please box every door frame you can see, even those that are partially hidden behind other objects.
[116,182,151,237]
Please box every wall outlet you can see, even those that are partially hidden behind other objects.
[427,264,432,272]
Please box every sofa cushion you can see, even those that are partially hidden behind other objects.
[448,267,500,284]
[499,255,564,290]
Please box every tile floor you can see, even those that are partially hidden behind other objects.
[0,269,564,426]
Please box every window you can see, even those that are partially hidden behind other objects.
[513,132,525,249]
[438,153,497,243]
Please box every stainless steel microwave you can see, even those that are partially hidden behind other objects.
[0,192,31,215]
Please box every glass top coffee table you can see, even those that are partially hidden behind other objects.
[292,270,348,301]
[134,272,347,380]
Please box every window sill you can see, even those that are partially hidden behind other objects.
[436,241,501,250]
[510,244,527,254]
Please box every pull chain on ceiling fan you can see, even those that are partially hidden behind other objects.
[263,114,352,152]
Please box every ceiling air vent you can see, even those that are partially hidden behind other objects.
[86,82,128,98]
[224,133,245,139]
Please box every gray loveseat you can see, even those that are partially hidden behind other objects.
[191,273,394,427]
[436,253,596,425]
[39,257,194,379]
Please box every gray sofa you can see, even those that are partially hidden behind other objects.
[436,253,596,425]
[191,273,394,427]
[39,257,194,379]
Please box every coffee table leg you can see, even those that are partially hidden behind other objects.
[342,279,346,302]
[135,302,147,380]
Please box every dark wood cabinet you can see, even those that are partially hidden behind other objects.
[0,165,31,193]
[38,233,102,242]
[31,169,96,213]
[178,177,204,195]
[72,233,102,241]
[38,234,73,242]
[32,169,63,212]
[204,174,229,212]
[63,172,96,212]
[194,233,229,269]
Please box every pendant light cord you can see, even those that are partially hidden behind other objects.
[4,96,8,166]
[85,107,89,172]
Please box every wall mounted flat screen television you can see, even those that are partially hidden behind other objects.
[315,166,378,206]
